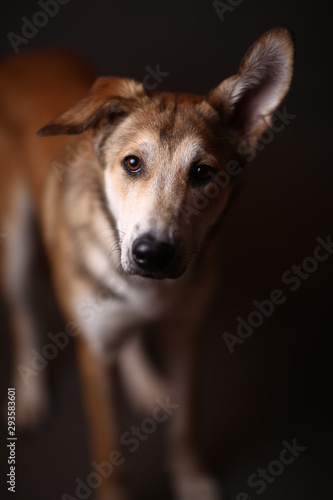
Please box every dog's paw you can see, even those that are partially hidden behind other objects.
[14,374,50,429]
[174,475,222,500]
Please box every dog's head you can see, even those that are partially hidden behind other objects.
[39,28,294,280]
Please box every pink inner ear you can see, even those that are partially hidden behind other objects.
[221,30,294,138]
[229,72,284,136]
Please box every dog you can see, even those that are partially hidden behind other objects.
[0,28,294,499]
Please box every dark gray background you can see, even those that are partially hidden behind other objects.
[1,0,333,499]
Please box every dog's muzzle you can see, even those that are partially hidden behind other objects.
[131,234,176,279]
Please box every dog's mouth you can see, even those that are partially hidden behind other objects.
[128,266,185,280]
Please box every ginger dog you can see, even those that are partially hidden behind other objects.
[0,28,294,499]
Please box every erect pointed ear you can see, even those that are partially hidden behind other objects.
[208,28,294,150]
[37,76,145,136]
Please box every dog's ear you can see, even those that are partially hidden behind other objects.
[208,28,294,150]
[37,77,145,136]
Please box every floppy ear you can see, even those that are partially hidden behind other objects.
[37,76,145,136]
[208,28,294,150]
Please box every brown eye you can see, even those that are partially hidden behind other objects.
[190,164,214,183]
[124,155,142,173]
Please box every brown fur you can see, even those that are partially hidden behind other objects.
[0,28,294,499]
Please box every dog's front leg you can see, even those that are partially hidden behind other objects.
[76,337,126,500]
[164,326,221,500]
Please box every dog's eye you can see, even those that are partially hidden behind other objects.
[124,155,142,173]
[190,164,214,183]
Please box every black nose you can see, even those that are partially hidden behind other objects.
[132,236,175,274]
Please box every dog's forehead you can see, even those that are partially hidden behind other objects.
[130,92,221,154]
[148,92,216,135]
[102,91,226,170]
